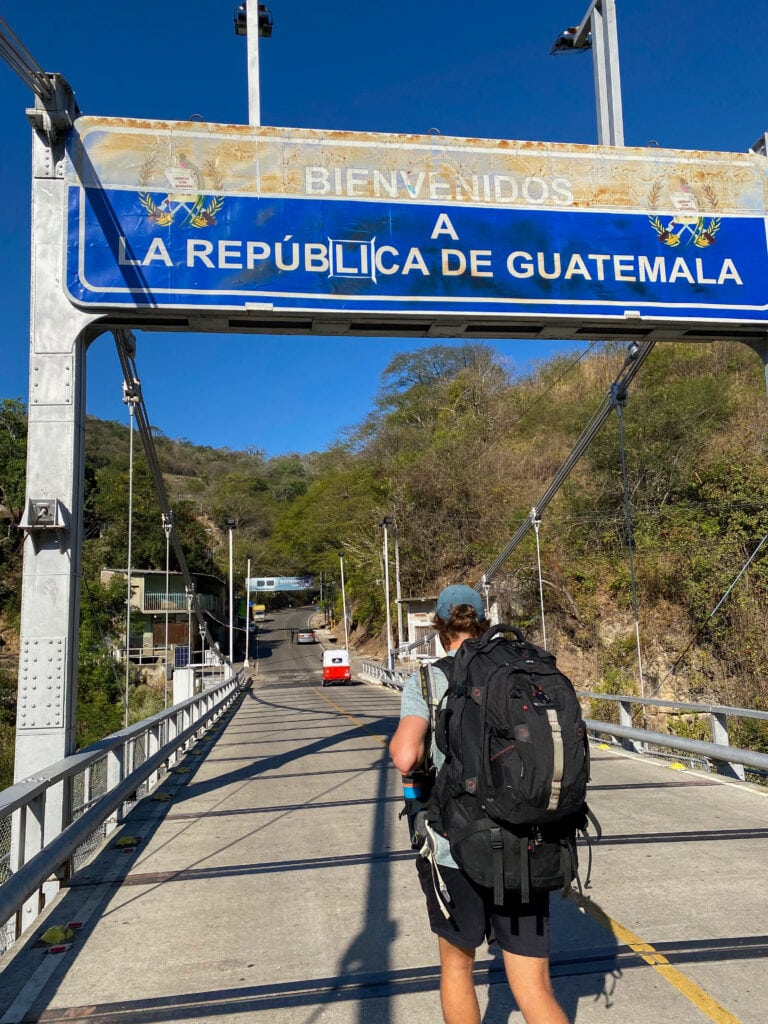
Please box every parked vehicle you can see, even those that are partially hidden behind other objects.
[322,648,351,685]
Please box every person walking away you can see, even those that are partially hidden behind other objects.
[389,584,569,1024]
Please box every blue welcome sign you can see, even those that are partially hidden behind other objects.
[64,118,768,327]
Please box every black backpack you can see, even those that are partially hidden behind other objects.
[427,624,599,904]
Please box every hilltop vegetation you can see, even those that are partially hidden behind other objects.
[2,339,768,786]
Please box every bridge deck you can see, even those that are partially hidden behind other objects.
[0,664,766,1023]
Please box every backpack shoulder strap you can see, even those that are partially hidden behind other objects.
[420,660,450,733]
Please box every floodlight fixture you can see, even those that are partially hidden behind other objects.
[234,3,273,38]
[550,26,592,55]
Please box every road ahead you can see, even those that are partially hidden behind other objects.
[0,612,766,1023]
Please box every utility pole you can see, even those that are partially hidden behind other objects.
[226,518,236,668]
[551,0,624,147]
[340,554,349,650]
[244,554,252,668]
[378,517,394,671]
[393,521,404,658]
[162,509,174,707]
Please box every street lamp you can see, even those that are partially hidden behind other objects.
[392,521,404,658]
[378,518,394,671]
[161,509,174,708]
[339,553,349,650]
[244,553,252,668]
[234,1,274,127]
[551,0,624,146]
[225,518,236,668]
[185,582,195,665]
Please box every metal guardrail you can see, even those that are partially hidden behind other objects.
[359,659,410,689]
[362,660,768,781]
[581,691,768,780]
[0,669,248,950]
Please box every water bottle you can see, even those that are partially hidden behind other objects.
[401,771,427,801]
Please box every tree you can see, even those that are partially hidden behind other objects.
[0,398,27,522]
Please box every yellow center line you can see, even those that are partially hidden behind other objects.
[313,690,740,1022]
[569,890,743,1024]
[315,687,389,747]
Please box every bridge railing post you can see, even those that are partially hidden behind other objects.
[618,699,641,752]
[710,711,745,779]
[105,745,124,833]
[147,724,160,792]
[12,791,46,938]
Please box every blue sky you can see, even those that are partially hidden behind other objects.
[2,0,767,457]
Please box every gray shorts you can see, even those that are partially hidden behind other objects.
[416,855,550,957]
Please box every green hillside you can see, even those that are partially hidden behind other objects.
[2,339,768,786]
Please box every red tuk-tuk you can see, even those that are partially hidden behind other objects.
[322,649,351,685]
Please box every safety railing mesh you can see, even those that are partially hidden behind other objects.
[0,812,13,956]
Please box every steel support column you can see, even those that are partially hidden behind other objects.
[12,94,100,932]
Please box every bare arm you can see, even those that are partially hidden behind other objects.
[389,715,428,774]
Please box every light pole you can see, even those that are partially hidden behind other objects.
[378,518,394,671]
[162,509,174,707]
[393,521,404,659]
[199,622,207,674]
[234,1,273,127]
[551,0,624,147]
[339,553,349,650]
[244,553,252,668]
[225,518,236,667]
[185,582,194,665]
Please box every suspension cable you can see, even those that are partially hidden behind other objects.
[478,340,655,588]
[112,330,225,664]
[399,341,657,655]
[0,15,53,98]
[531,507,547,649]
[611,381,646,702]
[122,382,137,728]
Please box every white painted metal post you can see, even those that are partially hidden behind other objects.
[379,519,394,671]
[244,555,251,667]
[227,521,235,665]
[393,523,403,658]
[12,88,100,929]
[246,0,262,126]
[588,0,624,146]
[162,510,174,706]
[340,554,349,650]
[561,0,624,147]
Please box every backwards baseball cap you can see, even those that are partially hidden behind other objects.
[435,584,485,621]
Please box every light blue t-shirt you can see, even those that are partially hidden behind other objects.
[400,655,457,868]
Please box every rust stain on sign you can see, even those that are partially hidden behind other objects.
[68,116,768,217]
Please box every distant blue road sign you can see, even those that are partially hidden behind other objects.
[248,577,316,592]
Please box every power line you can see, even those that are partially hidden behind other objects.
[112,330,225,664]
